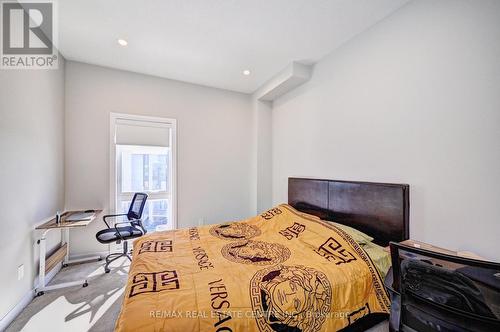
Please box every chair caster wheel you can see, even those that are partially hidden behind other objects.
[105,268,110,273]
[37,291,44,296]
[82,282,88,288]
[62,264,68,268]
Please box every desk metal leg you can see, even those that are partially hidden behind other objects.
[37,234,47,294]
[63,227,69,266]
[35,228,89,296]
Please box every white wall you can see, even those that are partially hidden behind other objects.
[272,0,500,260]
[0,59,66,319]
[252,98,273,213]
[65,61,254,256]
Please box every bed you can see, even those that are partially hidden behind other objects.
[115,177,410,332]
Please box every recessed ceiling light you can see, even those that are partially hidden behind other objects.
[118,39,128,46]
[243,69,251,76]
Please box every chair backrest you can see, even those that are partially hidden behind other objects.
[390,242,500,332]
[127,193,148,221]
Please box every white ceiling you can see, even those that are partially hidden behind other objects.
[57,0,409,94]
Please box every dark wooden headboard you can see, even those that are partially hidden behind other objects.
[288,177,409,246]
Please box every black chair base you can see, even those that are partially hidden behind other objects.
[104,240,131,273]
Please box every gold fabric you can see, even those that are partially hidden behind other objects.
[116,204,390,332]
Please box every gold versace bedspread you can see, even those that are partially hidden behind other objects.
[115,204,390,332]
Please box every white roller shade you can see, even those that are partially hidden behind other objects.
[115,118,170,147]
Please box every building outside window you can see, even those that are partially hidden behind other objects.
[111,114,176,233]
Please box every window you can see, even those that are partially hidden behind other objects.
[110,114,176,232]
[117,145,171,232]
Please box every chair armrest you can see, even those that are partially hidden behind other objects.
[113,222,130,241]
[103,213,128,228]
[113,220,144,240]
[115,220,133,225]
[130,219,147,235]
[117,219,147,232]
[114,221,133,226]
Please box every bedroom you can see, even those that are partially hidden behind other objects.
[0,0,499,331]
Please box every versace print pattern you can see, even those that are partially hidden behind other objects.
[315,237,357,265]
[279,222,306,240]
[221,240,291,265]
[138,240,173,254]
[129,270,179,298]
[209,222,261,240]
[250,265,332,332]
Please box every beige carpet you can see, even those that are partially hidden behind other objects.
[7,257,129,332]
[7,257,389,331]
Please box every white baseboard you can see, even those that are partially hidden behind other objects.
[0,263,62,331]
[0,289,33,332]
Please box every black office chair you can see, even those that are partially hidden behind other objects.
[96,193,148,273]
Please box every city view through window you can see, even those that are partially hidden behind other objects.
[117,145,171,232]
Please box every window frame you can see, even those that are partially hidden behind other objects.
[109,112,177,230]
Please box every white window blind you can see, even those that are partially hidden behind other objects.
[115,118,170,147]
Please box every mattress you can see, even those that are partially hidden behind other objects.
[115,204,390,331]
